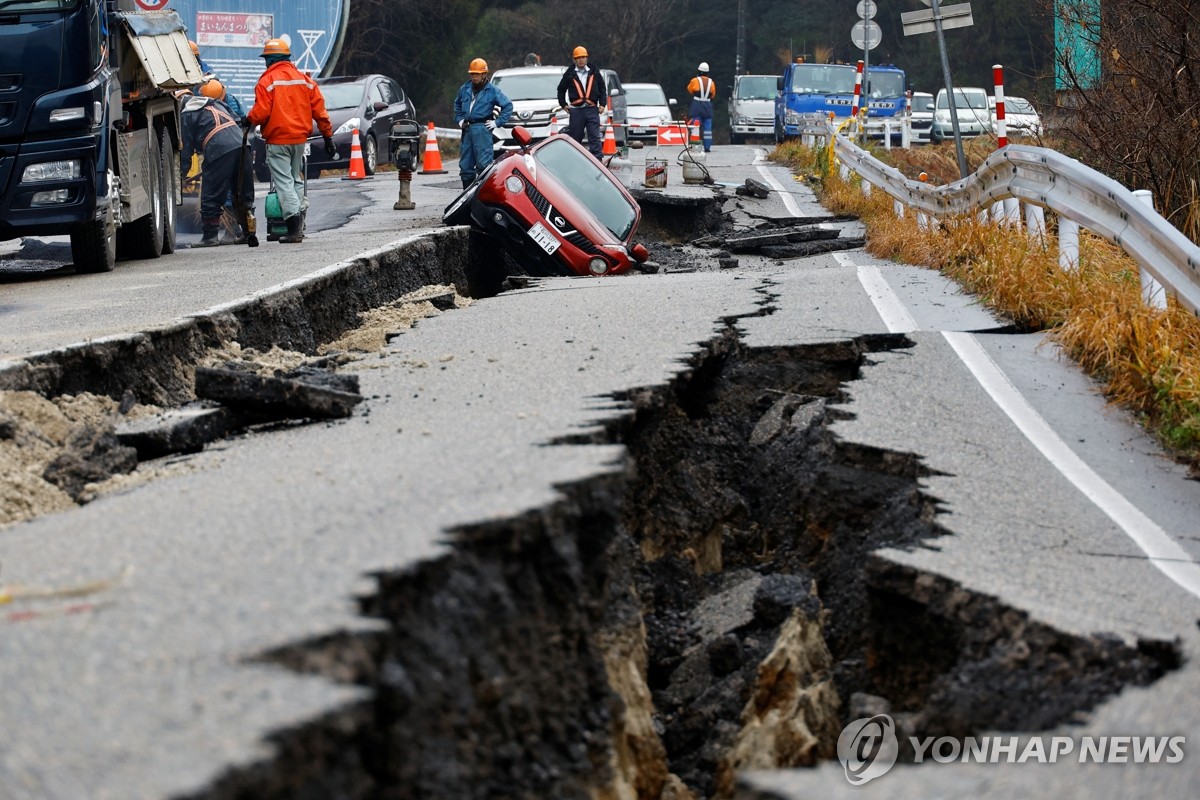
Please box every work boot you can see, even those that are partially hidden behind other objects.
[278,214,304,243]
[195,226,220,247]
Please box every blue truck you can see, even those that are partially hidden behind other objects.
[0,1,201,273]
[773,60,907,142]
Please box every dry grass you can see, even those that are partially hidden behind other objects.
[776,141,1200,462]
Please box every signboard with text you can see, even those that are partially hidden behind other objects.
[168,1,349,110]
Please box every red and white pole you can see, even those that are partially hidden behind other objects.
[993,64,1007,149]
[851,60,864,117]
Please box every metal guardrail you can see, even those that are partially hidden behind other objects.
[828,125,1200,315]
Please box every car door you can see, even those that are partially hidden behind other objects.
[604,70,628,145]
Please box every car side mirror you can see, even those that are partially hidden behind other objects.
[668,98,677,106]
[777,77,784,91]
[610,88,620,96]
[374,102,389,112]
[512,126,533,148]
[630,243,650,263]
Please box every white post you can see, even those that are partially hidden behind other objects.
[1003,197,1022,229]
[894,199,905,218]
[840,164,850,181]
[1059,217,1079,270]
[883,120,892,151]
[917,212,929,230]
[862,177,872,197]
[901,117,911,148]
[1133,189,1167,308]
[990,202,1004,223]
[1025,204,1046,241]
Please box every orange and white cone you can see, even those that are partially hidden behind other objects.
[689,119,701,148]
[420,121,447,175]
[602,123,617,155]
[343,128,369,180]
[549,114,559,136]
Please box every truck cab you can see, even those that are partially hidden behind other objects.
[0,0,198,272]
[728,74,777,144]
[773,60,906,142]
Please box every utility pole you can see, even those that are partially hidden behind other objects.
[736,0,746,75]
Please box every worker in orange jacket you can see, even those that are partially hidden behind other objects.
[244,38,334,243]
[687,63,716,153]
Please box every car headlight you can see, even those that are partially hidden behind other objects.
[504,175,524,193]
[588,257,608,275]
[934,111,950,123]
[23,160,81,182]
[334,117,360,135]
[735,114,751,125]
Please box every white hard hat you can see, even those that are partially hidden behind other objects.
[698,62,709,73]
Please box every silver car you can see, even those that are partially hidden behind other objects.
[931,87,992,142]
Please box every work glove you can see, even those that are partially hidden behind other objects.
[460,120,469,130]
[484,120,497,131]
[323,136,337,159]
[238,116,253,130]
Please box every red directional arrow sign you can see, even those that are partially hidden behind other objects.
[657,124,686,146]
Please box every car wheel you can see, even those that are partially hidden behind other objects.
[306,165,322,180]
[363,134,377,175]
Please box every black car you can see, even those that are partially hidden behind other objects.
[251,74,417,181]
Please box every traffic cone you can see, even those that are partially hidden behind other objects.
[343,128,369,180]
[420,121,447,175]
[549,114,559,136]
[602,123,617,155]
[689,119,701,148]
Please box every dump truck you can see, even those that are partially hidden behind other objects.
[0,0,203,272]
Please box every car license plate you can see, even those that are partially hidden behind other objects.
[527,221,560,255]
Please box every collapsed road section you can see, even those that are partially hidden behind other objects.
[173,325,1178,800]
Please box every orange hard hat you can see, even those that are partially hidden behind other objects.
[188,40,200,57]
[468,58,489,74]
[572,46,588,59]
[260,38,290,58]
[199,79,225,100]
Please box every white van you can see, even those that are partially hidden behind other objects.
[931,87,992,142]
[490,65,628,147]
[728,74,778,144]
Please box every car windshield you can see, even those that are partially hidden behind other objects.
[491,72,562,101]
[320,84,366,111]
[1006,97,1036,114]
[864,70,904,99]
[937,90,988,110]
[788,64,856,95]
[534,138,637,241]
[736,77,777,100]
[626,85,667,106]
[912,95,935,113]
[0,0,76,11]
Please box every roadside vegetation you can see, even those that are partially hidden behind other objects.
[771,138,1200,466]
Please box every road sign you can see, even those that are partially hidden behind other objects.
[657,124,686,146]
[856,1,877,19]
[851,19,882,51]
[902,3,974,37]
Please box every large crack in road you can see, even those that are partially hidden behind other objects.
[177,322,1179,800]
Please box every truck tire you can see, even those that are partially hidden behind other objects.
[159,126,178,255]
[120,130,165,259]
[71,203,117,274]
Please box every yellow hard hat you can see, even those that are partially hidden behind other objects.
[188,40,200,57]
[199,79,225,100]
[260,38,290,58]
[572,46,588,59]
[468,58,489,74]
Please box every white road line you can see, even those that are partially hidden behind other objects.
[839,253,919,333]
[844,248,1200,599]
[943,330,1200,601]
[754,162,801,217]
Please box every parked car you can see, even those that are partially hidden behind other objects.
[443,127,649,277]
[728,74,778,144]
[909,91,934,144]
[988,95,1044,138]
[490,65,628,148]
[251,74,417,181]
[931,87,991,143]
[624,82,675,142]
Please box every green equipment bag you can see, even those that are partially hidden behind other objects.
[264,190,288,238]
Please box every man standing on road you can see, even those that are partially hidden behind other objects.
[244,38,334,244]
[453,58,513,189]
[557,46,607,159]
[687,62,716,153]
[180,80,253,248]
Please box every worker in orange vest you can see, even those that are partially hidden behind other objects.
[687,62,716,153]
[556,45,608,159]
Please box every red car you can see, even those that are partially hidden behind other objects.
[443,127,650,276]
